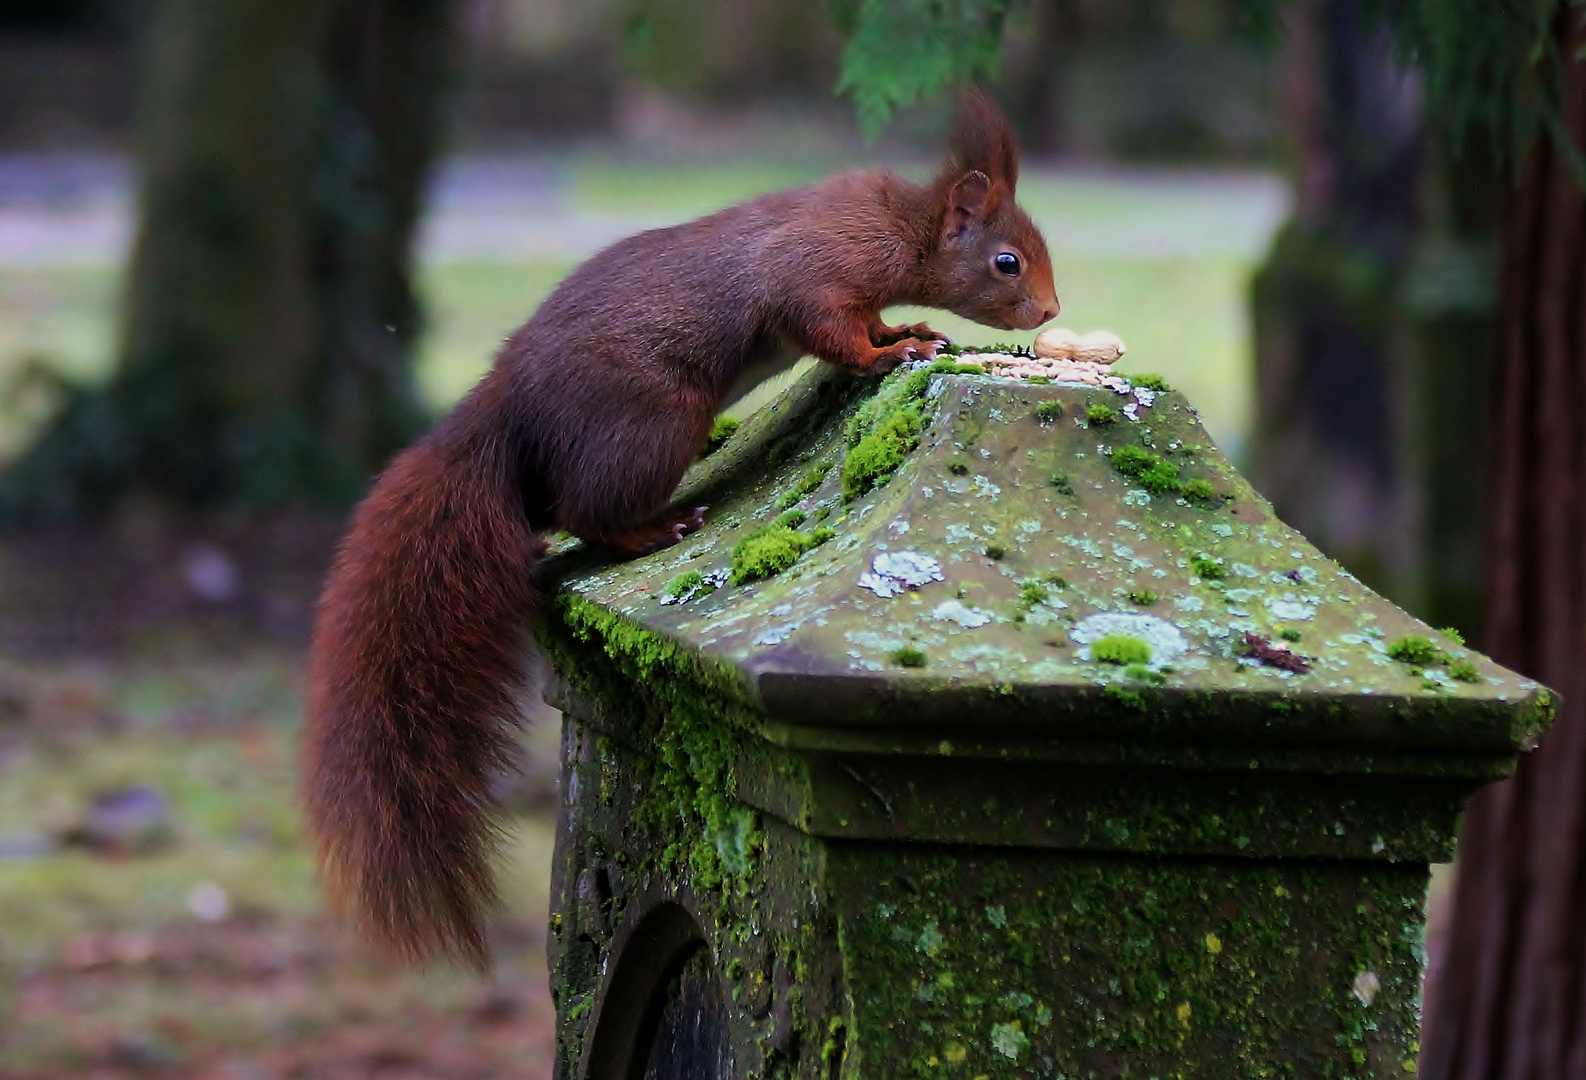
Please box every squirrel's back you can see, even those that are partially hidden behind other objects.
[303,90,1056,967]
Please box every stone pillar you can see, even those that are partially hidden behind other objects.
[539,362,1551,1080]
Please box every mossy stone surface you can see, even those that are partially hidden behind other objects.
[551,362,1551,757]
[539,361,1550,1079]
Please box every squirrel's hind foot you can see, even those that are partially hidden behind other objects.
[580,506,707,555]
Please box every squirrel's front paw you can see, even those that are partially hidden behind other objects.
[868,337,944,374]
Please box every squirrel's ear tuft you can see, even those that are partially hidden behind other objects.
[949,88,1020,195]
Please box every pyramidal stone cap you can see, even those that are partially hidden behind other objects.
[546,361,1553,766]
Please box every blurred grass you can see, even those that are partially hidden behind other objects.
[0,655,554,960]
[415,255,1253,454]
[564,159,829,218]
[0,654,558,1076]
[0,160,1277,464]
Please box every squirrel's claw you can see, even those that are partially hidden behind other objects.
[671,506,707,541]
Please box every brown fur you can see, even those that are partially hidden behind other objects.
[302,90,1060,966]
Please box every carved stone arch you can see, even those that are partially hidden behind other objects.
[581,899,734,1080]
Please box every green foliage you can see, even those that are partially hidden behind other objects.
[1129,373,1172,391]
[1019,581,1049,606]
[829,0,1584,175]
[1190,553,1226,580]
[1086,403,1118,426]
[1278,627,1303,642]
[1036,401,1063,423]
[1439,626,1466,646]
[1090,634,1153,666]
[1183,478,1218,503]
[1387,635,1441,666]
[776,508,807,529]
[1377,0,1581,171]
[1127,588,1157,606]
[832,0,1023,135]
[984,543,1006,560]
[1448,658,1481,683]
[1049,472,1075,495]
[890,645,928,668]
[704,415,740,456]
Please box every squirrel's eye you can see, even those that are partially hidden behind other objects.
[995,252,1021,276]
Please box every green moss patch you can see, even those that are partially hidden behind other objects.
[1086,403,1118,426]
[1090,634,1152,666]
[842,408,922,500]
[703,415,740,455]
[1110,444,1182,496]
[730,524,833,585]
[541,595,760,891]
[890,645,928,668]
[839,362,950,501]
[663,569,713,603]
[1386,635,1439,665]
[776,460,834,509]
[838,852,1428,1080]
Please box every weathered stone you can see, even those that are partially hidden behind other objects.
[541,361,1552,1079]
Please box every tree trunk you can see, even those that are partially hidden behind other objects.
[1420,10,1586,1075]
[1248,0,1424,597]
[0,0,453,521]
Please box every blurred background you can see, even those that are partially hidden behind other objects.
[0,0,1558,1075]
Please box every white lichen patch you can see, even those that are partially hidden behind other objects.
[857,550,944,598]
[1266,596,1316,621]
[932,599,993,629]
[753,622,801,646]
[1072,613,1188,667]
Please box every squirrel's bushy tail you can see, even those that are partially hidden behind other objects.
[303,423,541,967]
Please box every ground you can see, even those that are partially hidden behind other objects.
[0,508,562,1080]
[0,152,1292,1078]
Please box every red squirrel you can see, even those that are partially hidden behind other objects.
[303,90,1059,966]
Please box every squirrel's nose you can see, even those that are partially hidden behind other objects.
[1039,304,1059,323]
